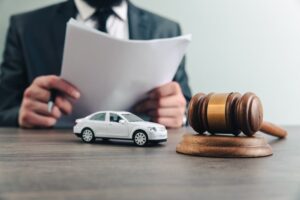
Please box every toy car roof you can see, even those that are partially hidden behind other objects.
[87,111,132,116]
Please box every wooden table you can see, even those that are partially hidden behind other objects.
[0,127,299,200]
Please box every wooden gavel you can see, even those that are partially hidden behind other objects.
[188,92,287,138]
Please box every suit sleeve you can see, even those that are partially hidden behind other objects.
[0,16,27,126]
[172,24,192,103]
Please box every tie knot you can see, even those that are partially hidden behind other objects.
[94,8,114,32]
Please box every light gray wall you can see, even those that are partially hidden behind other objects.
[0,0,299,125]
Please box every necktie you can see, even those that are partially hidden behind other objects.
[94,8,114,33]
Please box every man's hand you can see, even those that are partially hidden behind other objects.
[134,82,186,128]
[19,75,80,128]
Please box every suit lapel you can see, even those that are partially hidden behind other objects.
[127,1,151,40]
[51,0,77,75]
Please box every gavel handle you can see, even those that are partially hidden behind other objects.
[260,121,287,138]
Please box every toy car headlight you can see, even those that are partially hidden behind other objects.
[149,127,157,132]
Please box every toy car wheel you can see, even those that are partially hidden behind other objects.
[133,131,148,146]
[81,128,95,143]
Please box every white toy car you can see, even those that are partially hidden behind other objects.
[73,111,167,146]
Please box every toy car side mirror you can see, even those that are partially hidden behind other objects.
[119,119,126,124]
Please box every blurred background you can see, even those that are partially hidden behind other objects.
[0,0,299,125]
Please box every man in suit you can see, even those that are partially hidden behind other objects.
[0,0,192,128]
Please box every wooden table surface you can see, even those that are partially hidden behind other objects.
[0,127,299,200]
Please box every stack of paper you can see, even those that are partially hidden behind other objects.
[61,19,191,120]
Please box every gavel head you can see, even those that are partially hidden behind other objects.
[188,92,263,136]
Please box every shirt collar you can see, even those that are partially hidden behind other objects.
[74,0,128,21]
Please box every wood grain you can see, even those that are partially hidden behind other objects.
[261,121,288,138]
[0,127,298,200]
[176,134,272,158]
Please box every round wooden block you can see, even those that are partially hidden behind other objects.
[176,134,273,158]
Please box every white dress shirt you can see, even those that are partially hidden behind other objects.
[74,0,129,39]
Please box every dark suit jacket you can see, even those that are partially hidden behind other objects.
[0,0,192,127]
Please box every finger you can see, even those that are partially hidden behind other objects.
[55,95,73,115]
[150,82,181,99]
[34,75,80,99]
[157,95,186,108]
[48,105,62,119]
[21,111,57,128]
[135,95,186,113]
[154,117,183,128]
[24,85,51,102]
[133,99,157,113]
[23,99,62,119]
[148,107,185,118]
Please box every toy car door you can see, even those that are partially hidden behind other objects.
[88,112,108,137]
[107,112,129,138]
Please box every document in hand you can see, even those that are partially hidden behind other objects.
[61,19,191,119]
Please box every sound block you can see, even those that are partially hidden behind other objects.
[176,134,273,158]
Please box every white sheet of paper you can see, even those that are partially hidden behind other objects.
[60,19,191,120]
